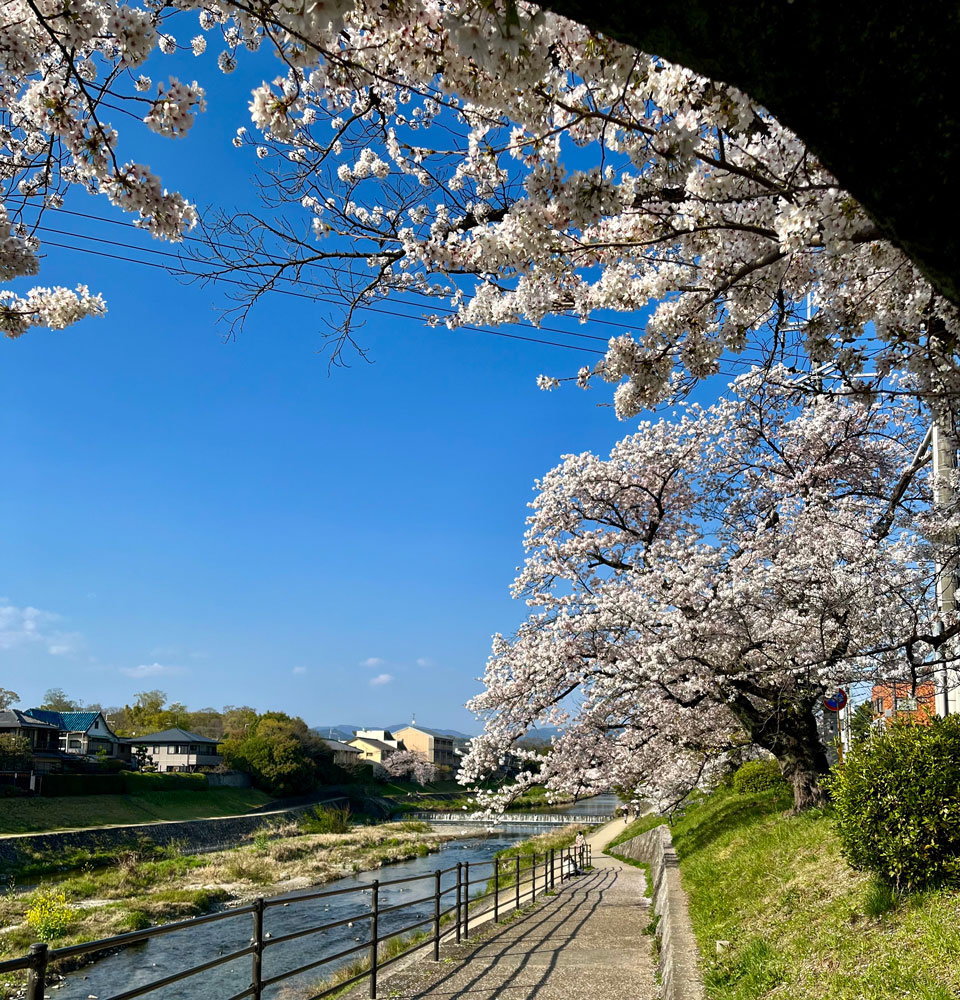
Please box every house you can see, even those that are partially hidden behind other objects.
[0,709,64,773]
[124,727,221,772]
[872,681,937,724]
[25,709,124,759]
[391,725,469,775]
[348,729,404,764]
[322,738,364,767]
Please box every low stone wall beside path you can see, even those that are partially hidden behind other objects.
[611,824,706,1000]
[0,798,347,872]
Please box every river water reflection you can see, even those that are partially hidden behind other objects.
[54,835,524,1000]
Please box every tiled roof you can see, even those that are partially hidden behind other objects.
[322,739,362,753]
[24,710,104,732]
[0,709,61,730]
[125,727,219,744]
[349,737,400,753]
[393,725,471,740]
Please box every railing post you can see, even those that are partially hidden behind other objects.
[515,855,520,911]
[251,896,265,1000]
[493,857,500,923]
[433,869,442,961]
[531,852,537,902]
[550,848,555,890]
[369,880,380,999]
[26,943,47,1000]
[455,862,462,944]
[463,861,471,939]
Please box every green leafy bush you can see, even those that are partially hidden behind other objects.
[300,804,352,834]
[40,773,125,796]
[831,717,960,890]
[731,759,786,794]
[121,771,208,793]
[0,783,33,798]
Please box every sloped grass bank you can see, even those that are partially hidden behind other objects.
[668,787,960,1000]
[0,788,275,834]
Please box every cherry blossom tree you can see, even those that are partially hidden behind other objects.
[458,368,960,812]
[2,0,958,425]
[381,748,437,786]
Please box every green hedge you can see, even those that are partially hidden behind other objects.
[41,773,125,797]
[41,771,210,797]
[831,717,960,890]
[121,771,208,792]
[731,759,786,794]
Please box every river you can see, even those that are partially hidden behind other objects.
[51,834,524,1000]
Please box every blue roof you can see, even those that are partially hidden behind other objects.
[25,710,104,732]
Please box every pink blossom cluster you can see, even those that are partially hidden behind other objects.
[458,369,960,811]
[381,749,437,786]
[1,0,955,416]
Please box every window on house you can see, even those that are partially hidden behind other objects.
[874,698,884,713]
[896,697,918,712]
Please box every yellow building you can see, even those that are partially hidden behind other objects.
[391,725,467,774]
[347,729,404,763]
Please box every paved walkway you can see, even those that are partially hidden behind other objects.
[373,820,657,1000]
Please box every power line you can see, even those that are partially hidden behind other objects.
[39,237,610,356]
[29,203,771,370]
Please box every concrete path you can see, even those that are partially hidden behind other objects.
[373,820,658,1000]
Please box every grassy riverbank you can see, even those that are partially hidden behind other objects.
[618,788,960,1000]
[0,788,276,834]
[0,818,446,996]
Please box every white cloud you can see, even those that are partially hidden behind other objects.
[416,657,434,668]
[369,673,393,687]
[120,662,186,679]
[292,666,308,675]
[360,657,386,668]
[0,600,79,656]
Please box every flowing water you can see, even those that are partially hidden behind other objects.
[51,835,523,1000]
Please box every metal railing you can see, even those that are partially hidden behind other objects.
[0,843,593,1000]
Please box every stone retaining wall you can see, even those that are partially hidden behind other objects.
[613,825,705,1000]
[0,801,334,871]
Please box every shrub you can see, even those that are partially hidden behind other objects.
[0,783,32,798]
[731,759,786,794]
[300,804,352,834]
[830,716,960,890]
[121,771,208,792]
[40,773,124,796]
[25,887,75,941]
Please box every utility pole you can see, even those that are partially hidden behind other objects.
[932,419,956,715]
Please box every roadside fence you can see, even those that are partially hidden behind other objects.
[1,843,592,1000]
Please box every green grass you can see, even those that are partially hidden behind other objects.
[605,812,664,849]
[664,786,960,1000]
[0,788,275,834]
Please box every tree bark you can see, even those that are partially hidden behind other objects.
[730,690,830,812]
[537,0,960,312]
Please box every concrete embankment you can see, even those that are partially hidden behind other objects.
[610,820,706,1000]
[0,800,338,870]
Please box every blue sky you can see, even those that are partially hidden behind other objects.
[1,42,735,731]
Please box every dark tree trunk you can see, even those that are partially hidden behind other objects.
[729,691,830,813]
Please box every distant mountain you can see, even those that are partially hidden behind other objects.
[312,725,361,741]
[515,726,564,745]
